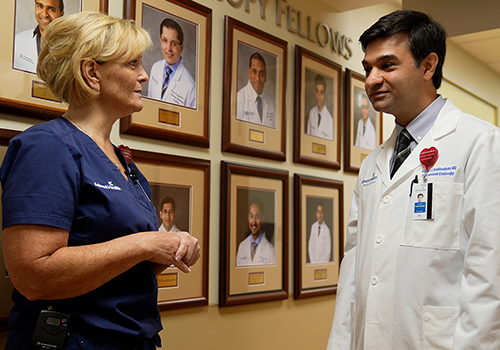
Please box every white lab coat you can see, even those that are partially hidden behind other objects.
[236,232,276,266]
[328,99,500,350]
[158,223,180,232]
[13,29,38,73]
[307,105,334,140]
[236,80,275,128]
[148,59,196,108]
[308,221,331,263]
[355,117,376,150]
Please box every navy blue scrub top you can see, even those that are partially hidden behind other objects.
[0,117,162,341]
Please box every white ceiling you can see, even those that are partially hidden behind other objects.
[321,0,500,76]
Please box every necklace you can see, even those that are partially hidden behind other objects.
[75,121,94,140]
[73,120,120,170]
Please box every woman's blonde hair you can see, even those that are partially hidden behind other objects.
[37,11,152,107]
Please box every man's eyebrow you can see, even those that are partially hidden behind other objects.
[362,54,399,66]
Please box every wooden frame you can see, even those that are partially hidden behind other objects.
[0,129,19,330]
[2,0,107,119]
[293,174,344,299]
[222,16,287,161]
[344,68,383,173]
[219,162,288,307]
[121,0,212,148]
[293,46,342,169]
[131,150,210,310]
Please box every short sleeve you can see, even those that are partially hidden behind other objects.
[1,129,80,231]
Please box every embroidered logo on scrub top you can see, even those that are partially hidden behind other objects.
[94,181,122,191]
[361,172,378,186]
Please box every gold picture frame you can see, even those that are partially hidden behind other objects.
[132,149,210,310]
[344,68,383,173]
[293,174,344,298]
[293,46,342,169]
[121,0,212,148]
[222,16,287,161]
[2,0,107,119]
[219,162,289,306]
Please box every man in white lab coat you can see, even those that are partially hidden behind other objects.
[148,18,196,108]
[236,198,276,266]
[308,203,331,263]
[328,10,500,350]
[236,52,275,128]
[13,0,65,73]
[307,74,334,140]
[354,95,377,150]
[158,196,181,233]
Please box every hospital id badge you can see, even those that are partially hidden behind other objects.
[412,182,433,220]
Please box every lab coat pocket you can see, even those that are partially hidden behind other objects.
[422,306,458,350]
[402,182,462,250]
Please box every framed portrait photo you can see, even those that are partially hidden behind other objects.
[121,0,212,148]
[2,0,106,119]
[0,129,19,329]
[344,68,383,173]
[219,162,289,307]
[222,16,287,161]
[132,149,210,310]
[293,174,344,299]
[293,46,342,169]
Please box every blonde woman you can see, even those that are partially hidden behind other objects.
[1,12,199,349]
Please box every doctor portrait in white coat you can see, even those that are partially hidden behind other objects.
[328,10,500,350]
[13,0,65,73]
[306,73,334,140]
[308,203,331,264]
[236,52,276,128]
[148,18,196,108]
[236,198,276,266]
[354,94,377,150]
[158,196,181,233]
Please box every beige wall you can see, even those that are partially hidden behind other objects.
[2,0,500,349]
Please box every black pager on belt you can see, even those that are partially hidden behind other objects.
[31,309,70,349]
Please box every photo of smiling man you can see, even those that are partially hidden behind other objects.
[148,17,196,108]
[13,0,65,73]
[236,45,277,128]
[236,197,276,266]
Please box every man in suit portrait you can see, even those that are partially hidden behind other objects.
[236,52,276,128]
[148,18,196,108]
[236,197,276,266]
[13,0,65,73]
[306,74,334,140]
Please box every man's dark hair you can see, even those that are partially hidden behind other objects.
[160,196,176,211]
[249,52,266,71]
[249,197,264,214]
[159,18,184,45]
[359,10,446,89]
[35,0,64,12]
[314,74,326,92]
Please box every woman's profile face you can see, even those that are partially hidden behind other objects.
[97,56,149,116]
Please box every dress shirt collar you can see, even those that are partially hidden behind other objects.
[251,231,264,245]
[165,57,182,77]
[394,95,446,145]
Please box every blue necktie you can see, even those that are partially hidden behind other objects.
[161,65,173,99]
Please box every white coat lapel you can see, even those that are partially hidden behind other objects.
[387,99,461,184]
[376,129,397,188]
